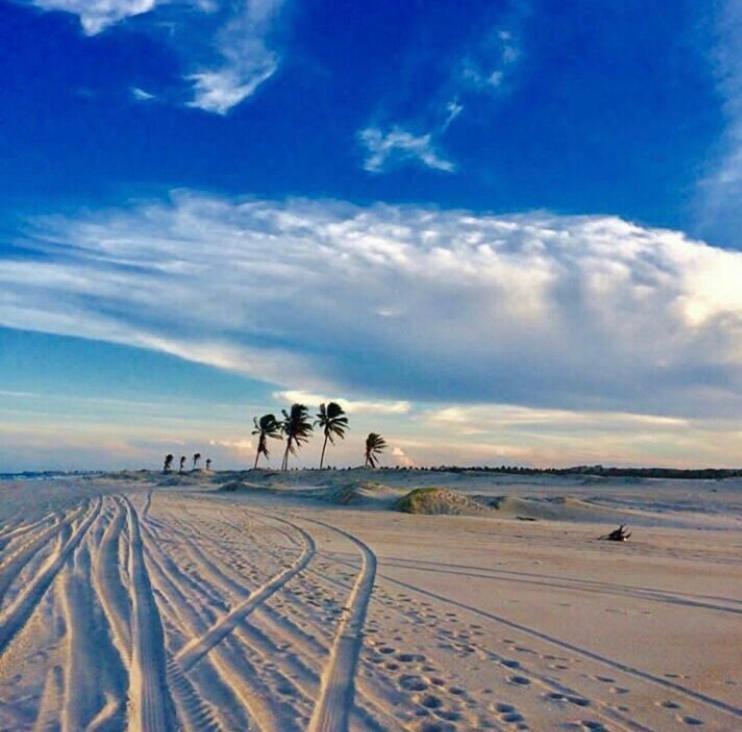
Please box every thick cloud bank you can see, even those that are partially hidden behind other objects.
[3,193,741,418]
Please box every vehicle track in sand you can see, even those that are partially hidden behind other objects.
[122,495,177,731]
[369,564,742,728]
[0,497,102,654]
[174,513,317,672]
[301,518,377,732]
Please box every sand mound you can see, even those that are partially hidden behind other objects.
[487,495,632,523]
[395,487,488,515]
[329,481,400,505]
[219,480,249,492]
[156,474,203,487]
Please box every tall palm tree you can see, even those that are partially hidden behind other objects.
[315,402,349,469]
[179,456,186,473]
[252,413,282,468]
[205,458,212,470]
[193,452,201,470]
[364,432,387,468]
[163,454,174,473]
[280,403,313,470]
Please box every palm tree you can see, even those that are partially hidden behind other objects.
[179,456,186,473]
[280,404,313,470]
[163,454,174,473]
[315,402,349,469]
[205,458,212,470]
[252,414,282,468]
[364,432,387,468]
[193,452,201,470]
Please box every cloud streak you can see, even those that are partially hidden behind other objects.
[3,193,741,422]
[27,0,285,114]
[694,0,742,247]
[358,126,456,173]
[30,0,159,35]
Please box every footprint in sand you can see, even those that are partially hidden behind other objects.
[659,700,681,709]
[416,693,443,709]
[418,722,456,732]
[400,675,428,691]
[398,652,426,663]
[544,692,566,702]
[568,696,591,707]
[678,715,704,726]
[508,675,530,686]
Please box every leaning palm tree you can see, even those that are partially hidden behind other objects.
[280,404,313,470]
[193,452,201,470]
[179,456,186,473]
[315,402,349,469]
[364,432,387,468]
[163,454,174,473]
[252,413,282,468]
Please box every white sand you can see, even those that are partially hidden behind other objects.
[0,470,740,731]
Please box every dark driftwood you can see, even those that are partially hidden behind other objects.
[600,525,631,541]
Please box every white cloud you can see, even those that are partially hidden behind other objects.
[3,193,741,421]
[273,390,411,415]
[694,1,742,248]
[186,0,283,114]
[27,0,284,114]
[131,86,156,101]
[441,100,463,132]
[390,445,415,467]
[358,126,456,173]
[30,0,158,34]
[458,25,522,92]
[425,404,689,433]
[208,438,253,453]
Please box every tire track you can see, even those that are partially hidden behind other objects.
[376,556,742,616]
[320,552,650,732]
[0,511,73,604]
[375,570,742,723]
[92,496,132,665]
[0,497,102,654]
[122,495,176,731]
[175,513,316,672]
[140,508,289,729]
[304,518,377,732]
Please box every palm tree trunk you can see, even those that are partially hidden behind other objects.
[254,448,260,469]
[319,433,329,469]
[282,439,291,471]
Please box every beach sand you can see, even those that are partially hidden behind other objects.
[0,470,739,731]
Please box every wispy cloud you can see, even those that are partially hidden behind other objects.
[30,0,159,35]
[208,438,254,453]
[358,126,455,173]
[273,390,411,415]
[131,86,156,102]
[694,0,742,248]
[186,0,284,115]
[3,193,741,421]
[458,27,522,92]
[27,0,285,114]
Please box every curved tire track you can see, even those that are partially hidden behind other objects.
[175,513,316,673]
[303,518,377,732]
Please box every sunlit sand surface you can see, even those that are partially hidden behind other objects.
[1,470,740,731]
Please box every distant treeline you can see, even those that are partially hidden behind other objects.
[401,465,742,479]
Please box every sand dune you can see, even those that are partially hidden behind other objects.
[0,471,740,731]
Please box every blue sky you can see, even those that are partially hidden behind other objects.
[0,0,740,470]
